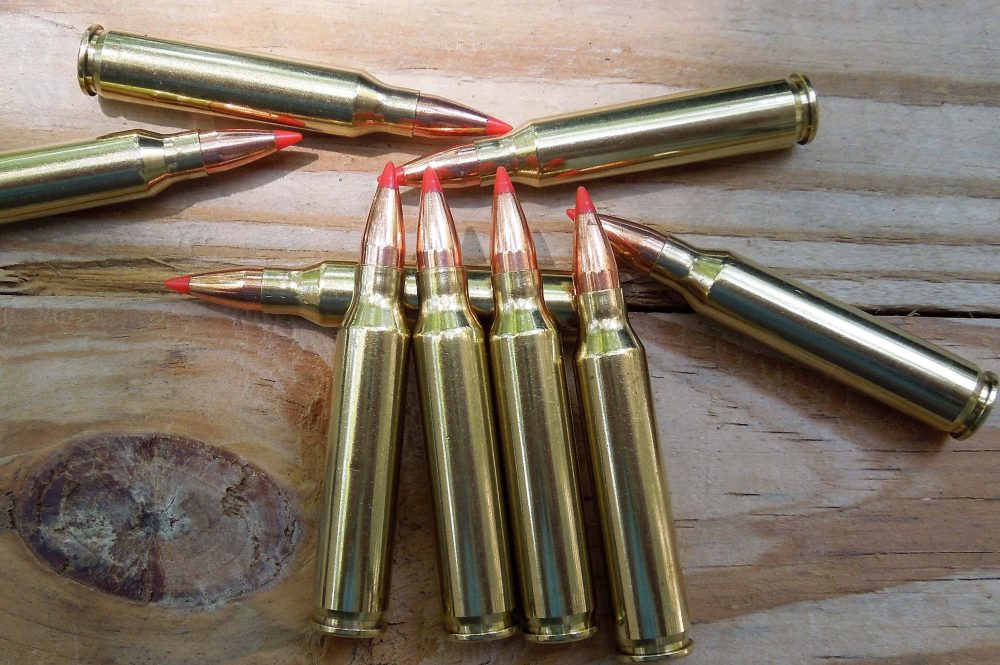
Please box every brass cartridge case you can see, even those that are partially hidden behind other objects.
[489,268,596,642]
[311,184,409,635]
[258,261,578,330]
[0,129,273,224]
[78,25,497,138]
[575,287,691,661]
[413,266,517,640]
[398,74,818,187]
[599,215,998,439]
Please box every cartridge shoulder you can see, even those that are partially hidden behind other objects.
[341,296,409,334]
[490,303,560,340]
[575,316,645,360]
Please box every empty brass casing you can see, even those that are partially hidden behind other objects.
[604,216,998,440]
[575,287,691,661]
[413,267,517,640]
[78,25,457,138]
[259,261,578,331]
[312,264,409,636]
[0,130,203,224]
[399,74,818,187]
[489,269,596,642]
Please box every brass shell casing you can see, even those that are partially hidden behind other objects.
[574,288,691,662]
[312,265,410,636]
[489,269,596,642]
[78,25,420,137]
[260,261,578,331]
[0,130,205,224]
[412,267,517,641]
[647,235,998,440]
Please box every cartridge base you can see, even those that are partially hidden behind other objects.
[444,612,518,641]
[523,612,598,643]
[952,370,998,440]
[617,635,692,662]
[310,610,384,638]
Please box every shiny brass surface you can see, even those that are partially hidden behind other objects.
[399,74,818,187]
[490,269,596,642]
[575,288,691,661]
[0,129,204,224]
[257,261,578,331]
[413,266,517,641]
[312,265,409,637]
[599,214,998,440]
[78,25,489,138]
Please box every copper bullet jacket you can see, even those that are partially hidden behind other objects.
[0,129,282,224]
[398,74,818,187]
[78,25,499,138]
[312,180,410,636]
[596,214,998,440]
[488,184,597,642]
[412,183,517,641]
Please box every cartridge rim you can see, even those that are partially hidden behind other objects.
[77,24,104,96]
[617,636,693,662]
[952,370,999,440]
[787,73,819,145]
[523,614,598,643]
[445,612,519,642]
[310,611,385,638]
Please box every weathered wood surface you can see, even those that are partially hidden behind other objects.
[0,1,998,664]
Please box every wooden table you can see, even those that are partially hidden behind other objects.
[1,2,998,663]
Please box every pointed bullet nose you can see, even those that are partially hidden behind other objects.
[493,167,515,196]
[422,167,443,194]
[164,275,192,295]
[575,186,597,216]
[272,130,303,150]
[378,161,398,189]
[565,208,575,220]
[485,116,513,136]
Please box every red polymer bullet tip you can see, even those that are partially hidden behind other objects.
[378,161,398,189]
[575,186,597,215]
[565,208,576,220]
[272,130,303,150]
[485,116,513,136]
[165,275,192,295]
[422,167,443,194]
[493,167,515,196]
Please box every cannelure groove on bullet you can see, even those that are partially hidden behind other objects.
[398,74,818,187]
[0,129,297,225]
[78,25,510,138]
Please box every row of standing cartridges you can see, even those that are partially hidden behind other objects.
[1,23,996,663]
[313,166,690,660]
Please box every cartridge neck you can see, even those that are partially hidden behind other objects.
[355,265,404,302]
[261,263,353,327]
[355,79,421,137]
[490,270,558,335]
[575,288,639,354]
[417,267,472,307]
[160,131,208,179]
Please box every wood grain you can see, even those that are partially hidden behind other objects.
[0,1,998,663]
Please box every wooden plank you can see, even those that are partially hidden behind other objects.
[0,1,998,663]
[1,299,998,663]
